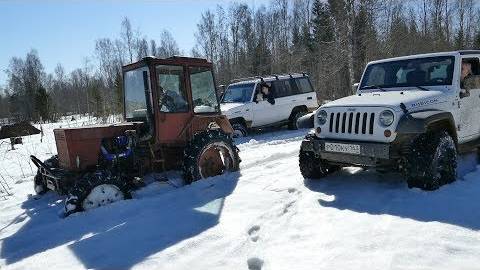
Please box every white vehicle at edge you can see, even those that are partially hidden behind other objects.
[299,50,480,190]
[220,73,319,137]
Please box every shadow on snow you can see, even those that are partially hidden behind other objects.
[305,153,480,231]
[1,172,240,269]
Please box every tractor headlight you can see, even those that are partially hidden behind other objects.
[379,110,394,127]
[317,110,328,125]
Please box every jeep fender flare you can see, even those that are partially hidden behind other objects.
[396,110,458,143]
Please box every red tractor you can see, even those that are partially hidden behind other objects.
[31,56,240,215]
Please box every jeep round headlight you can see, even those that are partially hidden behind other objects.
[379,110,394,127]
[317,110,328,125]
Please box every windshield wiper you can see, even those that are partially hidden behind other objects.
[362,85,387,92]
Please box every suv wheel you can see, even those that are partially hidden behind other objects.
[299,148,339,179]
[232,123,248,138]
[289,110,306,130]
[405,131,457,190]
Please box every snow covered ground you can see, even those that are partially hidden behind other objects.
[1,118,480,270]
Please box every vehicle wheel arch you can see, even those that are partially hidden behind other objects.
[289,105,308,120]
[396,110,458,146]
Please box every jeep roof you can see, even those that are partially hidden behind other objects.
[367,50,480,66]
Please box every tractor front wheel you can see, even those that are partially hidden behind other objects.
[64,170,131,216]
[183,130,240,183]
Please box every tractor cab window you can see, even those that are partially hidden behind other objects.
[189,66,220,113]
[124,66,149,120]
[157,65,188,112]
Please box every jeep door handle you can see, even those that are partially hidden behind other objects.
[307,97,313,100]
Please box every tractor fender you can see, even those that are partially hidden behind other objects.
[396,110,457,138]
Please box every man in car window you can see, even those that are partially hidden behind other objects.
[461,61,480,94]
[461,61,473,89]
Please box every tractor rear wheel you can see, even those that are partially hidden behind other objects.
[183,130,240,183]
[64,170,131,216]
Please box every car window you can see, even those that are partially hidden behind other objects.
[190,66,220,113]
[295,77,314,94]
[272,80,295,98]
[157,65,188,113]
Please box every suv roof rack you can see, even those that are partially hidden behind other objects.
[230,72,308,83]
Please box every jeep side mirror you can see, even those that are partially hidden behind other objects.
[460,88,470,98]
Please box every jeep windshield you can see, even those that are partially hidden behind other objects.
[359,56,455,91]
[124,66,149,120]
[222,83,254,103]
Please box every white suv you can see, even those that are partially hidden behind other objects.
[220,73,319,137]
[299,50,480,190]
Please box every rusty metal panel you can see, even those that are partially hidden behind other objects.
[54,123,136,171]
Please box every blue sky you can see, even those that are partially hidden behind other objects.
[0,0,270,87]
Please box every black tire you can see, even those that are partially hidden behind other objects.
[299,148,339,179]
[64,170,131,216]
[288,110,307,130]
[183,130,240,184]
[232,122,248,138]
[33,155,58,195]
[405,131,457,190]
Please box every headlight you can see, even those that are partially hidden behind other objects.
[317,110,328,125]
[379,110,394,127]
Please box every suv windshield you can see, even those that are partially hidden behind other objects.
[360,56,455,91]
[124,66,149,119]
[222,83,254,103]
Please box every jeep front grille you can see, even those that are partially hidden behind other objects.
[329,112,375,135]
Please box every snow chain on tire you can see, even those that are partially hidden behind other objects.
[64,170,132,216]
[405,130,457,190]
[183,130,240,184]
[299,135,339,179]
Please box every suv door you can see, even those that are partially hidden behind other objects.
[251,83,277,127]
[271,79,296,121]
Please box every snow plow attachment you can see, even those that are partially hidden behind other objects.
[30,155,74,195]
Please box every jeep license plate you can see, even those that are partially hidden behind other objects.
[324,143,361,155]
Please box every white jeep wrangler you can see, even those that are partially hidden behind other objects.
[299,50,480,190]
[220,73,319,137]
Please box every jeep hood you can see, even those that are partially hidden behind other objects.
[322,90,447,111]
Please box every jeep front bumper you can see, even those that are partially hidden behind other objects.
[301,136,399,167]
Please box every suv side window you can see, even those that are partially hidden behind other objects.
[272,80,295,98]
[295,77,314,94]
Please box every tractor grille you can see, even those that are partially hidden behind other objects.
[328,112,376,135]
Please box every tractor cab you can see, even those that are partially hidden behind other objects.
[123,56,232,146]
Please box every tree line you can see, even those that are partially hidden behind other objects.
[1,0,479,122]
[0,18,180,122]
